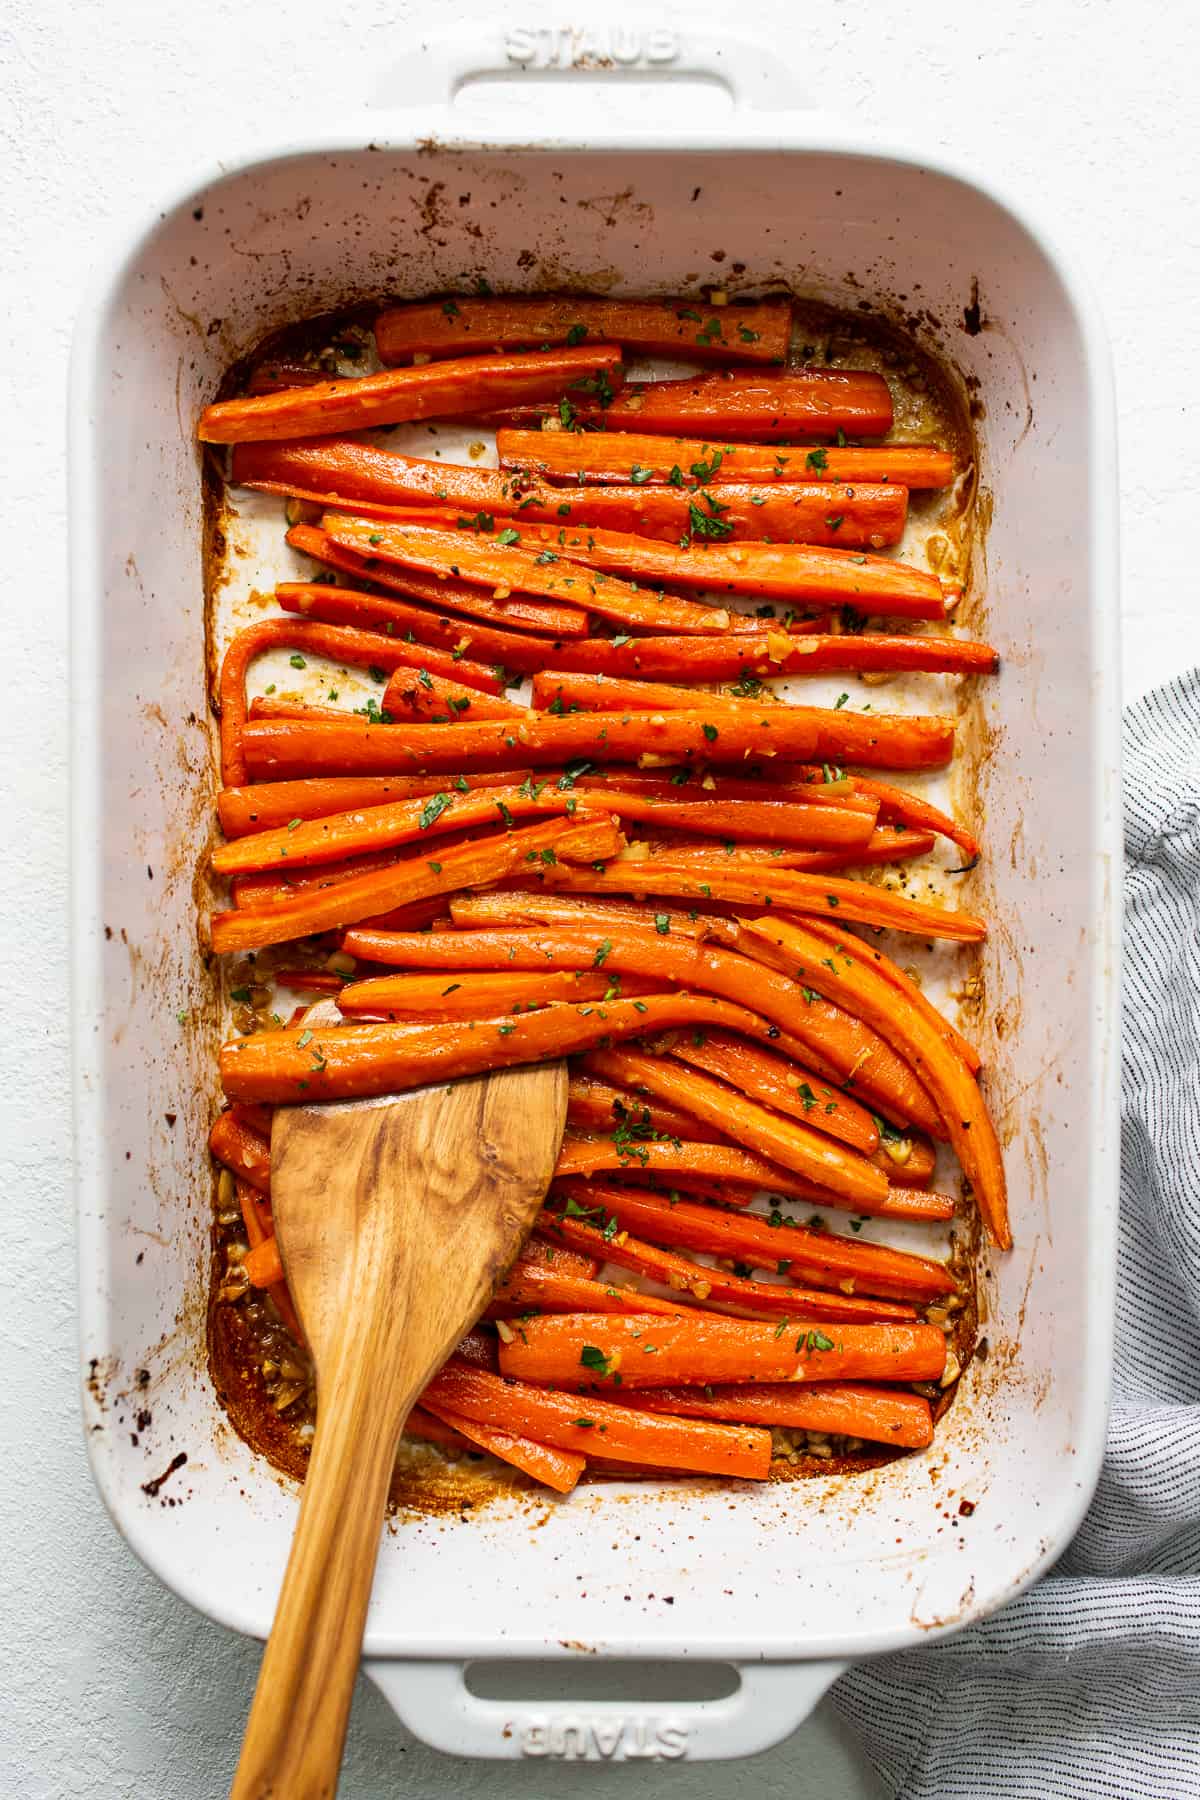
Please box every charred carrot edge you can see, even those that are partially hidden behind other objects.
[421,1359,773,1480]
[566,1074,726,1145]
[743,917,1009,1248]
[799,918,982,1076]
[197,344,625,444]
[215,617,501,788]
[625,1382,934,1449]
[488,1262,692,1318]
[218,771,526,839]
[243,1234,285,1287]
[380,665,524,723]
[212,783,600,878]
[338,919,943,1135]
[497,428,956,491]
[376,295,793,366]
[666,1029,878,1153]
[495,1311,946,1389]
[486,368,895,440]
[544,1208,921,1320]
[417,1396,585,1493]
[211,815,622,955]
[575,785,879,851]
[403,1406,475,1451]
[340,968,660,1021]
[209,1108,272,1192]
[219,990,778,1105]
[245,359,331,395]
[554,1177,956,1304]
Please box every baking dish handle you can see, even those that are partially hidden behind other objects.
[371,23,808,116]
[365,1655,846,1761]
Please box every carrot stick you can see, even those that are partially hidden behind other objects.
[526,674,973,734]
[247,698,361,725]
[517,1234,600,1280]
[836,773,983,861]
[543,1208,920,1321]
[488,1262,692,1318]
[218,771,526,839]
[234,1102,275,1136]
[552,1179,957,1303]
[576,770,874,816]
[566,1074,725,1145]
[421,1359,773,1480]
[219,991,779,1105]
[416,1396,585,1493]
[488,369,894,439]
[800,918,981,1075]
[212,783,599,878]
[744,917,1010,1248]
[234,438,906,551]
[209,1108,271,1192]
[444,889,743,940]
[496,1312,945,1389]
[337,919,943,1132]
[245,359,330,395]
[624,827,936,872]
[498,429,955,490]
[230,850,406,911]
[283,529,591,639]
[322,514,740,637]
[553,1137,953,1222]
[625,1382,934,1449]
[376,295,793,365]
[211,816,622,954]
[339,968,660,1020]
[667,1030,878,1153]
[197,344,625,443]
[336,511,947,621]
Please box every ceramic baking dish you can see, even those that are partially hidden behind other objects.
[70,33,1121,1762]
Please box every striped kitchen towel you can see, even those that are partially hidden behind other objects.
[833,671,1200,1799]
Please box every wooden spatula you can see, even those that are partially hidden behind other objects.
[230,1007,568,1800]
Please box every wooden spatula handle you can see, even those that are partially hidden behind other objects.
[230,1351,412,1800]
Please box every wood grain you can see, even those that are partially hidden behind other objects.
[230,1057,567,1800]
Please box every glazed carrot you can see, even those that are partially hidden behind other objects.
[417,1397,585,1493]
[489,1262,692,1318]
[574,770,874,817]
[445,889,743,940]
[283,529,591,638]
[343,512,947,621]
[322,514,739,637]
[212,784,599,877]
[234,1102,275,1137]
[744,917,1009,1248]
[498,428,956,490]
[626,1383,935,1449]
[403,1406,475,1451]
[421,1360,772,1480]
[197,344,625,443]
[234,439,905,550]
[339,968,660,1020]
[543,1209,920,1321]
[219,990,776,1104]
[218,771,525,839]
[230,850,404,911]
[541,858,985,943]
[248,697,359,725]
[496,1312,945,1389]
[563,787,878,850]
[800,918,981,1075]
[209,1108,271,1193]
[516,1234,599,1280]
[836,773,983,861]
[569,1048,887,1207]
[667,1030,878,1153]
[243,1235,284,1287]
[625,827,936,872]
[273,969,348,994]
[337,920,944,1133]
[553,1180,957,1303]
[245,359,330,395]
[488,369,894,439]
[553,1138,952,1222]
[211,815,622,954]
[376,295,792,365]
[236,1180,303,1341]
[565,1074,724,1145]
[380,665,524,723]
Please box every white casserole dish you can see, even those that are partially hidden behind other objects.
[70,33,1121,1763]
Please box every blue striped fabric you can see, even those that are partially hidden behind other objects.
[832,671,1200,1797]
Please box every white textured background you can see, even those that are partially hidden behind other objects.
[2,1,1197,1794]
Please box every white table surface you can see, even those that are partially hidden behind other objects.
[3,0,1196,1792]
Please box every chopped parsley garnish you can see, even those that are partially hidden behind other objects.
[805,448,828,473]
[418,792,453,830]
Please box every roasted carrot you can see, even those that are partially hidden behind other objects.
[574,770,875,817]
[234,438,906,550]
[552,785,879,850]
[743,917,1009,1247]
[209,1108,271,1193]
[516,1235,600,1280]
[380,665,524,723]
[834,773,983,862]
[416,1397,585,1493]
[237,1186,301,1355]
[243,1235,284,1287]
[565,1074,724,1145]
[488,368,894,439]
[626,1382,935,1449]
[212,783,600,878]
[496,1312,945,1389]
[322,514,740,637]
[624,826,936,872]
[245,359,330,395]
[337,921,944,1133]
[230,850,406,911]
[339,968,660,1020]
[800,918,981,1075]
[667,1030,879,1153]
[211,816,622,954]
[543,1208,920,1322]
[219,990,776,1104]
[497,428,956,490]
[197,344,625,443]
[552,1180,957,1303]
[376,295,793,366]
[247,697,362,725]
[445,889,744,939]
[421,1359,772,1480]
[273,969,349,994]
[218,771,526,839]
[488,1262,692,1318]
